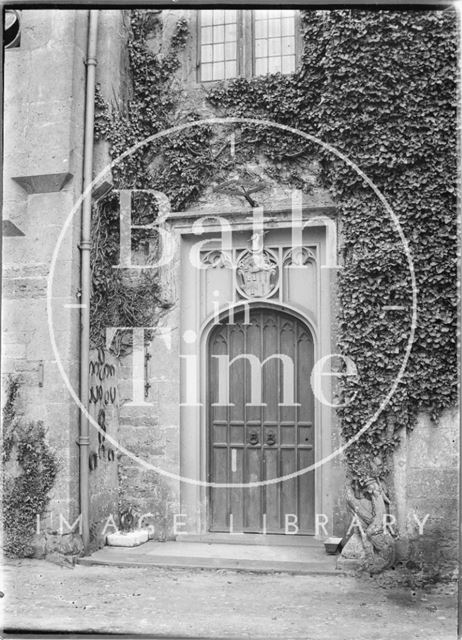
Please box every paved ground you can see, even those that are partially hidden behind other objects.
[1,559,457,639]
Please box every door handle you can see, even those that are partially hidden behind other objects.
[249,431,259,445]
[266,431,276,446]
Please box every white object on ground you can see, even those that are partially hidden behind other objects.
[106,529,150,547]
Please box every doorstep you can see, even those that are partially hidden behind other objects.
[77,539,344,575]
[176,532,324,546]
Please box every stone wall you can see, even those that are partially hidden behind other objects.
[2,9,130,553]
[392,407,458,575]
[2,10,87,530]
[117,310,181,540]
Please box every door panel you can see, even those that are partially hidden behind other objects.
[209,308,315,534]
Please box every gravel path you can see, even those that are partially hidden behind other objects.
[1,559,457,639]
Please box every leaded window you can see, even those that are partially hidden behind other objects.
[199,10,238,82]
[198,9,299,82]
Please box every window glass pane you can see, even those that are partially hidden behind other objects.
[255,39,267,57]
[200,9,238,81]
[282,56,295,74]
[281,18,294,36]
[282,36,294,55]
[202,45,213,63]
[214,10,225,24]
[225,42,236,60]
[268,57,282,73]
[255,20,268,38]
[225,60,237,77]
[202,63,213,81]
[213,25,224,42]
[201,11,213,26]
[202,26,212,44]
[212,61,225,80]
[268,38,281,56]
[253,10,296,77]
[213,43,224,60]
[268,19,281,37]
[255,58,267,75]
[225,10,237,23]
[225,23,237,42]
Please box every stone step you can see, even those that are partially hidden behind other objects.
[78,540,344,575]
[176,533,322,547]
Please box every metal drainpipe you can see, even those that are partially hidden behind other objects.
[79,9,98,551]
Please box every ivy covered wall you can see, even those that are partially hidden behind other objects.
[205,9,458,483]
[94,8,458,563]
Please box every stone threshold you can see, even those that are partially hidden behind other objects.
[176,533,322,547]
[77,540,345,575]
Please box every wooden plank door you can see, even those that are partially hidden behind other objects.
[209,308,315,534]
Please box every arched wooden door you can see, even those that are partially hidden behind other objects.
[208,307,315,535]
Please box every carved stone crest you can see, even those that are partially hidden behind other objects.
[236,249,279,299]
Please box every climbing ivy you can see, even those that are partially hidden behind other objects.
[94,9,457,486]
[92,10,218,350]
[206,8,457,486]
[93,10,188,350]
[2,376,59,557]
[308,9,457,483]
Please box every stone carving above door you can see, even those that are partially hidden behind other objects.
[283,246,316,266]
[200,243,317,307]
[236,249,279,300]
[201,250,233,269]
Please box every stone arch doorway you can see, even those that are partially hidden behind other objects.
[207,306,315,535]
